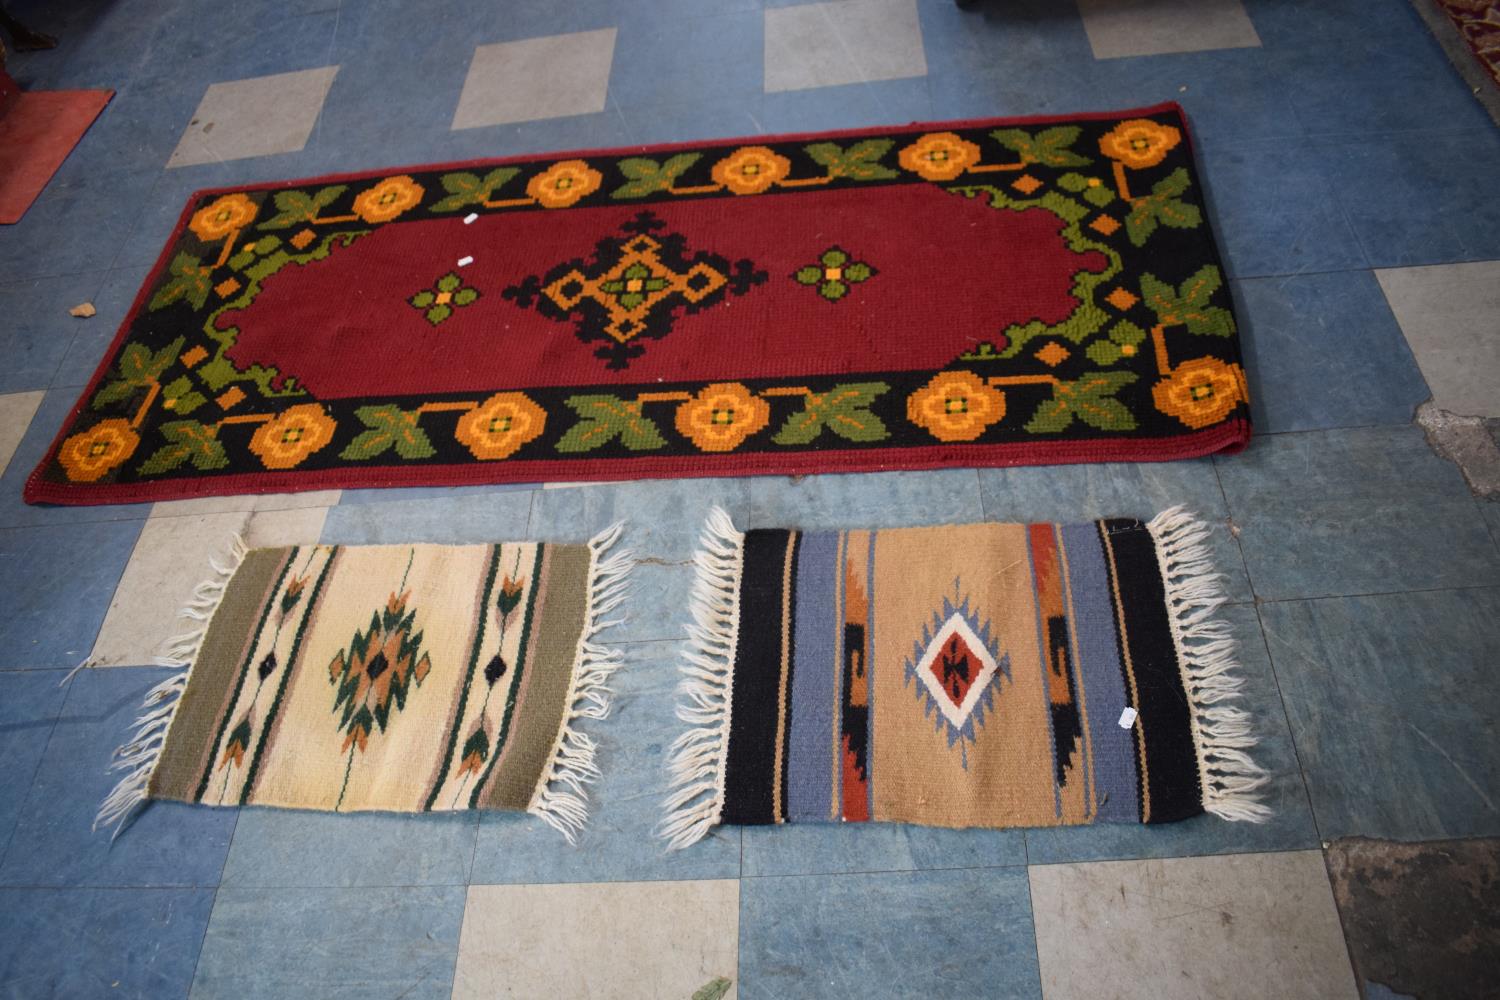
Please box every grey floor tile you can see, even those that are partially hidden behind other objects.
[978,459,1252,603]
[1024,604,1319,864]
[51,264,153,390]
[453,880,739,1000]
[1196,139,1368,279]
[741,821,1024,878]
[0,167,158,284]
[451,29,616,130]
[0,670,69,866]
[319,491,533,546]
[0,274,108,394]
[0,519,143,668]
[1261,587,1500,841]
[1376,261,1500,419]
[527,476,753,560]
[759,76,932,134]
[763,0,927,94]
[0,887,214,1000]
[1076,0,1260,59]
[1030,851,1357,1000]
[1217,426,1500,600]
[190,885,464,1000]
[167,67,340,169]
[738,867,1040,998]
[0,392,45,480]
[609,12,765,109]
[750,468,983,531]
[1233,271,1429,433]
[219,809,478,889]
[0,668,236,888]
[469,640,743,884]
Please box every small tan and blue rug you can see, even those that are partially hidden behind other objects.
[662,508,1267,848]
[98,526,630,843]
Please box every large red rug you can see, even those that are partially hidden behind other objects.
[26,103,1249,505]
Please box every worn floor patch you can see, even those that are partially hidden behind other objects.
[1326,836,1500,1000]
[1418,403,1500,499]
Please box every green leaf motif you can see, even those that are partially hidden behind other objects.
[772,383,890,445]
[610,154,703,199]
[149,253,213,312]
[1024,372,1139,434]
[258,186,348,229]
[1139,265,1235,335]
[990,126,1091,168]
[138,420,228,475]
[228,233,283,271]
[1124,168,1202,247]
[93,337,186,410]
[803,139,899,180]
[556,395,668,453]
[430,167,522,212]
[339,405,436,461]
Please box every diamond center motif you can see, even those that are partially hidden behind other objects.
[913,613,1000,728]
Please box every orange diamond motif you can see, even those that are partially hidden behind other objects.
[216,387,246,410]
[1011,174,1043,195]
[1090,215,1121,236]
[180,345,209,368]
[1105,287,1139,311]
[290,228,317,250]
[214,277,241,298]
[1035,342,1070,367]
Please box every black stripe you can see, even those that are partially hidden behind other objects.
[1101,519,1203,822]
[722,529,792,825]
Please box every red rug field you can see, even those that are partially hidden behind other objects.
[26,102,1250,505]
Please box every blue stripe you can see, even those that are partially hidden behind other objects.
[1061,522,1139,823]
[786,531,839,821]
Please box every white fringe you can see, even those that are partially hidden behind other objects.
[659,507,744,850]
[1146,507,1272,823]
[94,534,249,838]
[526,521,632,844]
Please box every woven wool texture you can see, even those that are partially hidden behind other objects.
[29,102,1248,506]
[100,528,630,842]
[663,509,1267,848]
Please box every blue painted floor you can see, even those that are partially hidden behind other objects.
[1,0,1497,997]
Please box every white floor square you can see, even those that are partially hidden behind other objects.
[451,29,617,130]
[1076,0,1261,59]
[167,67,340,169]
[763,0,927,94]
[1377,261,1500,418]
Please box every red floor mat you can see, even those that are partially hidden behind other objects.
[0,78,112,224]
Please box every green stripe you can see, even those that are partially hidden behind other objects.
[423,544,505,810]
[238,545,340,802]
[193,546,299,801]
[469,543,547,808]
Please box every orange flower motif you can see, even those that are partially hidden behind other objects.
[907,371,1007,442]
[710,146,791,195]
[897,132,982,182]
[455,392,546,460]
[526,160,603,208]
[248,404,337,470]
[352,175,425,223]
[57,418,140,482]
[1098,119,1182,170]
[189,193,258,242]
[674,382,770,452]
[1151,357,1248,429]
